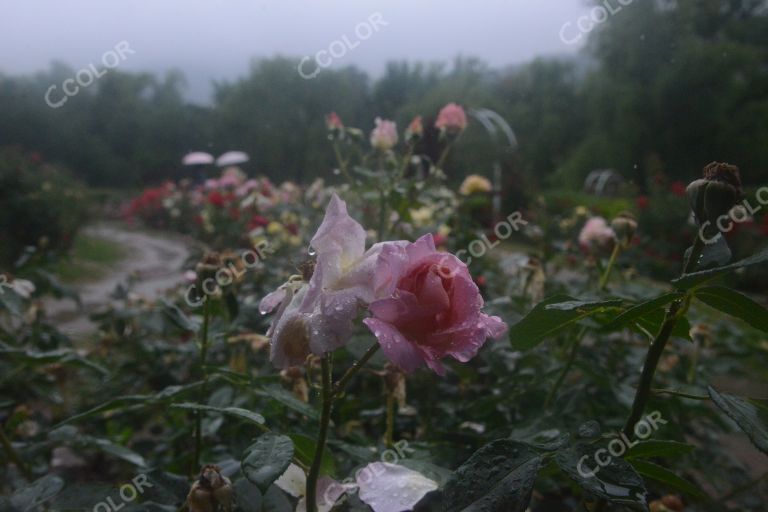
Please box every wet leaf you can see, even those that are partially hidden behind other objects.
[708,386,768,455]
[437,439,542,512]
[242,433,294,493]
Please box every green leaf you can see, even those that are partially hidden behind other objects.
[438,439,542,512]
[48,426,146,467]
[631,308,692,342]
[56,381,207,426]
[626,440,695,459]
[629,459,706,499]
[241,433,294,493]
[9,474,64,511]
[602,293,683,332]
[260,385,319,420]
[708,386,768,455]
[160,298,199,332]
[555,441,648,510]
[509,295,622,350]
[672,247,768,290]
[171,403,266,426]
[694,286,768,332]
[0,287,26,316]
[0,346,108,375]
[289,433,335,477]
[233,478,262,512]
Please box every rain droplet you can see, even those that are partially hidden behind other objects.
[308,246,317,256]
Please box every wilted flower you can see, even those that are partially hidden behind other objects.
[459,174,492,195]
[404,116,423,142]
[187,465,232,512]
[10,279,35,299]
[363,234,508,375]
[435,102,467,134]
[611,211,638,249]
[687,161,742,232]
[370,118,398,151]
[260,194,405,368]
[578,217,615,252]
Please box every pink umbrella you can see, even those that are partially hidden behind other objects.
[182,152,215,165]
[216,151,250,167]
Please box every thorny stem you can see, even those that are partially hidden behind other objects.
[621,236,705,439]
[306,356,333,512]
[0,425,33,481]
[384,393,395,449]
[193,299,211,473]
[598,243,622,290]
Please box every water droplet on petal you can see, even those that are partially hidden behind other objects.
[308,246,317,256]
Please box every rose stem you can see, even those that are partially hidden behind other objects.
[331,343,380,397]
[384,393,395,449]
[306,355,333,512]
[0,426,33,481]
[621,236,704,438]
[192,298,211,474]
[598,243,622,290]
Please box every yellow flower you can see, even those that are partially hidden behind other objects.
[409,206,434,227]
[437,224,451,237]
[459,174,492,195]
[267,222,284,235]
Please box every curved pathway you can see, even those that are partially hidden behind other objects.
[44,223,194,339]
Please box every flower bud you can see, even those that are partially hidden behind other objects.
[610,211,638,249]
[405,116,423,143]
[187,465,232,512]
[686,162,742,230]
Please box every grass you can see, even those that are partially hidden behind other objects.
[54,233,128,283]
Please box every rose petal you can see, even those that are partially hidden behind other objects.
[356,463,438,512]
[363,318,424,373]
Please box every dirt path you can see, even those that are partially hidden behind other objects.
[44,223,195,339]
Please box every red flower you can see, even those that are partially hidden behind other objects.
[637,195,650,210]
[670,181,686,197]
[248,215,269,229]
[207,191,225,208]
[433,233,447,247]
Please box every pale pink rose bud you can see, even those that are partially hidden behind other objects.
[370,117,398,151]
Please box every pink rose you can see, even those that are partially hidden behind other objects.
[435,103,467,134]
[578,216,615,252]
[370,118,398,151]
[364,234,507,375]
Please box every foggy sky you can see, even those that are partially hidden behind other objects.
[2,0,590,103]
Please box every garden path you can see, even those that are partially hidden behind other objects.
[43,223,194,339]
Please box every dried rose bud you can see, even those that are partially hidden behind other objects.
[661,495,684,511]
[187,465,232,512]
[686,162,742,230]
[611,211,638,249]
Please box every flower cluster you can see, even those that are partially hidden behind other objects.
[261,194,507,374]
[125,170,332,249]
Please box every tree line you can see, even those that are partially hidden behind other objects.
[0,0,766,189]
